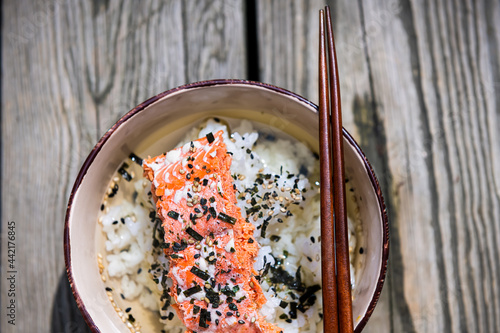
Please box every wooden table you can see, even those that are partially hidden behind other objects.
[2,1,499,332]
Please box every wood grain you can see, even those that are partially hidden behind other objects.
[256,0,500,332]
[1,1,245,332]
[2,0,499,332]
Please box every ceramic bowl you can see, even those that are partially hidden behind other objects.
[64,79,389,332]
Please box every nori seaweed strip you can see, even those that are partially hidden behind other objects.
[183,285,202,297]
[260,216,271,238]
[279,300,288,309]
[298,284,321,304]
[129,153,143,166]
[217,212,236,225]
[209,207,217,217]
[190,266,210,281]
[193,305,201,315]
[199,308,211,328]
[246,205,261,215]
[118,163,132,181]
[186,227,204,241]
[289,302,298,319]
[206,132,215,144]
[220,285,236,297]
[205,289,220,308]
[167,210,179,220]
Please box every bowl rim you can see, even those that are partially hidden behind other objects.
[64,79,389,333]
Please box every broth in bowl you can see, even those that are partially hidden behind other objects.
[96,118,364,332]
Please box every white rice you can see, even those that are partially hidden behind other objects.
[98,119,359,332]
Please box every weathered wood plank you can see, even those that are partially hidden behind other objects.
[257,0,500,332]
[1,1,246,332]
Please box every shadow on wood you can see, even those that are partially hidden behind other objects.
[51,272,92,333]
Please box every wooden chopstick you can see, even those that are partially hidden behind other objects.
[319,6,354,333]
[318,8,339,333]
[325,5,354,332]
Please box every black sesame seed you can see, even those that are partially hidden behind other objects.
[125,307,131,313]
[270,235,281,242]
[105,287,112,292]
[359,247,364,254]
[238,320,245,324]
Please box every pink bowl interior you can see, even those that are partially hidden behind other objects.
[65,80,388,332]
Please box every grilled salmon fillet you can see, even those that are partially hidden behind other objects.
[143,130,282,333]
